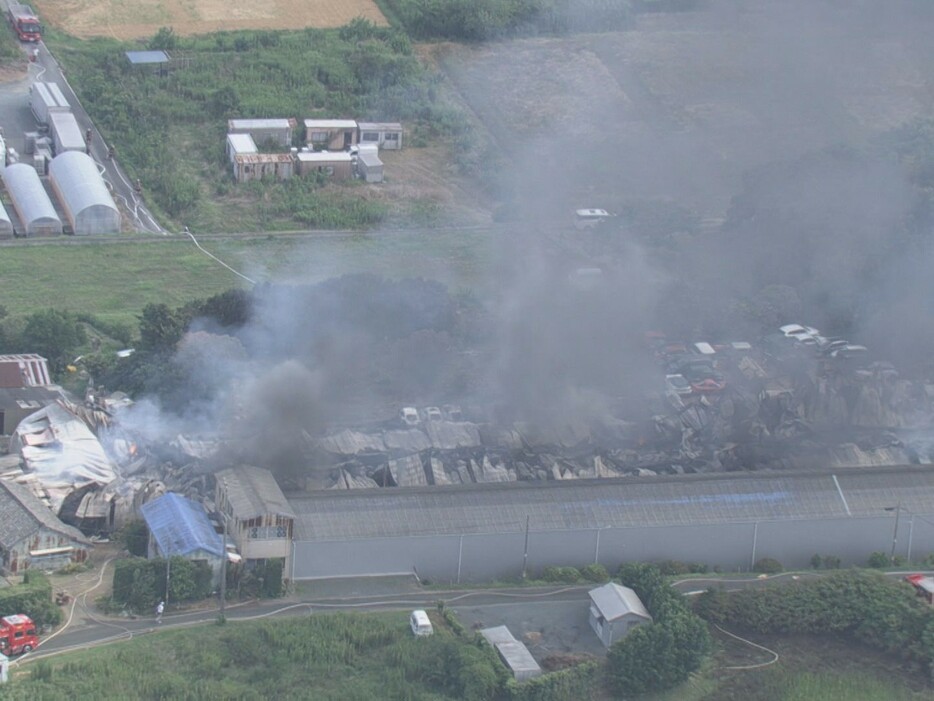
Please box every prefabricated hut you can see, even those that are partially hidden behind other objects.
[140,492,227,587]
[1,164,62,236]
[588,583,652,648]
[357,122,403,150]
[356,151,383,183]
[232,153,294,183]
[227,119,294,149]
[226,133,257,164]
[0,200,13,240]
[478,626,542,682]
[49,151,120,234]
[48,111,85,156]
[304,120,358,151]
[295,151,353,180]
[29,82,70,126]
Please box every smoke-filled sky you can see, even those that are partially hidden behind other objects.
[120,0,934,455]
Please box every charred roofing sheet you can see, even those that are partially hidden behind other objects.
[289,467,934,540]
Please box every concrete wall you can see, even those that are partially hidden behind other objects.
[292,514,934,582]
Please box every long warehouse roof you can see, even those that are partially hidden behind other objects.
[288,465,934,540]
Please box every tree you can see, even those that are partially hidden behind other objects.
[138,303,186,351]
[19,309,87,372]
[148,26,178,51]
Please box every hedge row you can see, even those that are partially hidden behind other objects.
[112,557,213,613]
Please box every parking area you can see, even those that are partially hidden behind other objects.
[451,598,607,664]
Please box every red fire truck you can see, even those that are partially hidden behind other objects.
[0,614,39,655]
[7,3,41,43]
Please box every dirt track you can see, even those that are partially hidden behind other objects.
[35,0,387,40]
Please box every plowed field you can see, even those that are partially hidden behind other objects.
[35,0,387,40]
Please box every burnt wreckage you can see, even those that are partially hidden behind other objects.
[309,339,934,490]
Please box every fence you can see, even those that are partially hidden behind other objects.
[292,513,934,582]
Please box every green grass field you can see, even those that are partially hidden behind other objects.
[0,230,492,327]
[12,611,495,700]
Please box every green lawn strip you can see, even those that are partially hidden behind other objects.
[17,611,465,699]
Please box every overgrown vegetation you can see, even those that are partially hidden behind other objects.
[110,557,214,613]
[695,570,934,678]
[47,20,477,231]
[608,563,712,695]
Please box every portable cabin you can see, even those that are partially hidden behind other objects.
[356,151,383,183]
[304,120,358,151]
[47,112,85,155]
[49,151,120,234]
[226,133,257,164]
[357,122,403,150]
[295,151,353,180]
[227,119,294,149]
[1,164,62,236]
[232,153,294,183]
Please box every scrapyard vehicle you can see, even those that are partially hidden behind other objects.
[905,574,934,604]
[574,208,611,230]
[0,614,39,655]
[400,406,420,427]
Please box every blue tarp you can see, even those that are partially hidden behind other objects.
[141,493,223,557]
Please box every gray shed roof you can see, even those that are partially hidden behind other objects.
[216,466,295,520]
[2,164,61,229]
[49,152,119,223]
[0,478,89,549]
[589,583,651,622]
[228,118,292,131]
[126,50,170,65]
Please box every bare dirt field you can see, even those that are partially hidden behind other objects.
[35,0,387,41]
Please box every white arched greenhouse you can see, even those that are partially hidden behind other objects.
[1,163,62,236]
[49,152,120,235]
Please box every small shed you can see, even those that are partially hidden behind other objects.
[49,151,120,235]
[47,111,85,156]
[228,119,294,149]
[356,152,383,183]
[304,119,357,150]
[226,133,257,164]
[357,122,403,150]
[1,164,62,236]
[295,151,353,180]
[141,492,226,586]
[232,153,294,183]
[588,583,652,648]
[0,478,90,574]
[479,626,542,682]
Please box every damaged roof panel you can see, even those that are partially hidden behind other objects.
[216,465,295,520]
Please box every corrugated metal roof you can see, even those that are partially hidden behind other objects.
[216,466,295,520]
[289,466,934,540]
[49,152,119,234]
[234,153,292,164]
[2,164,61,229]
[125,50,169,65]
[357,122,402,131]
[48,111,85,152]
[0,478,89,550]
[141,492,224,558]
[304,119,358,129]
[295,152,353,163]
[229,118,292,131]
[589,583,651,622]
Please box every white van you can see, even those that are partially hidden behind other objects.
[410,610,433,637]
[574,208,611,230]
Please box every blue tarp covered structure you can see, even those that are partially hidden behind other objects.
[141,493,223,558]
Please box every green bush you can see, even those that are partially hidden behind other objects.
[753,557,784,574]
[504,661,600,701]
[540,566,582,584]
[120,519,149,557]
[580,563,610,583]
[867,551,890,569]
[112,557,213,612]
[0,571,61,627]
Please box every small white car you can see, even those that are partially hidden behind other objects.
[574,209,611,230]
[410,610,433,637]
[424,406,443,422]
[400,407,420,427]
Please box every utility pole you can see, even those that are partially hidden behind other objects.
[219,512,228,622]
[521,516,530,580]
[165,555,171,608]
[890,501,902,563]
